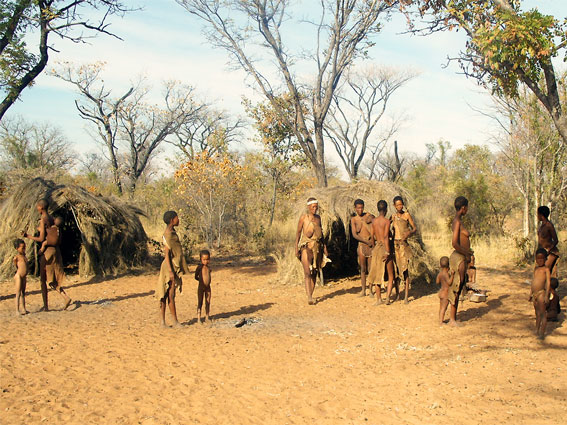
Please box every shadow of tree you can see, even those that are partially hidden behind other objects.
[180,302,275,325]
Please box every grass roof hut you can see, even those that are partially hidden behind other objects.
[280,180,435,287]
[0,178,148,279]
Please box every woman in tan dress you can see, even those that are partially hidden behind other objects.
[295,198,328,305]
[449,196,474,326]
[391,196,417,304]
[157,210,189,327]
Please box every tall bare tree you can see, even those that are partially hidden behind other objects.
[0,116,75,171]
[0,1,134,121]
[118,81,200,193]
[53,63,133,194]
[169,106,242,160]
[177,0,396,187]
[326,66,415,180]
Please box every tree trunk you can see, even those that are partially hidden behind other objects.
[523,195,529,238]
[313,124,328,187]
[269,177,277,227]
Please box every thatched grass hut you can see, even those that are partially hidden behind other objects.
[0,178,147,279]
[277,180,435,287]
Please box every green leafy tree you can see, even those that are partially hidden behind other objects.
[244,94,307,226]
[0,1,133,121]
[407,0,567,144]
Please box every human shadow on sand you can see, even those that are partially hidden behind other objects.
[74,290,154,308]
[181,302,275,325]
[458,294,509,322]
[315,284,361,303]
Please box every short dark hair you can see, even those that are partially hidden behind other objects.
[307,197,317,203]
[377,200,388,213]
[354,199,364,207]
[550,277,559,290]
[440,256,449,268]
[13,239,24,249]
[454,196,468,211]
[393,195,404,205]
[199,249,210,258]
[37,198,49,210]
[535,248,548,258]
[163,210,178,224]
[537,206,550,219]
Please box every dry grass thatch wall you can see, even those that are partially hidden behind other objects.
[278,180,435,286]
[0,178,148,279]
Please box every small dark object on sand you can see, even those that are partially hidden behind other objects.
[235,318,246,328]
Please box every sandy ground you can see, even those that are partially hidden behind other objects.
[1,259,566,425]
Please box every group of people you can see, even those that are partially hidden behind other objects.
[292,195,562,337]
[13,199,72,315]
[10,196,562,338]
[295,196,416,306]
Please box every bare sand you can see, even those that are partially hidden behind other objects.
[1,260,566,425]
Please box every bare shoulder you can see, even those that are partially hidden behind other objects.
[314,213,322,223]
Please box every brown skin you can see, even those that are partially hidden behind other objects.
[295,203,328,305]
[531,253,551,339]
[160,215,182,327]
[195,254,212,324]
[392,200,417,303]
[537,213,559,276]
[350,204,374,296]
[14,242,28,316]
[436,266,454,325]
[370,211,394,305]
[450,205,473,326]
[22,203,52,311]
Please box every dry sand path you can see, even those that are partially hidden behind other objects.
[1,261,566,424]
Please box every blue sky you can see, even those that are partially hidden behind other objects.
[5,0,566,175]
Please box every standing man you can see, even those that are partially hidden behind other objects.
[448,196,473,326]
[350,199,374,297]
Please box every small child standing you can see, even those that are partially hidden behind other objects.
[531,248,551,339]
[195,250,212,324]
[13,239,28,316]
[547,277,561,322]
[436,256,455,325]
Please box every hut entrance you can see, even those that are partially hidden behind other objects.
[53,206,82,273]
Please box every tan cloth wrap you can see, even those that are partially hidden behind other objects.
[358,242,373,258]
[448,250,467,306]
[368,241,388,289]
[394,240,412,276]
[156,229,189,300]
[42,246,65,286]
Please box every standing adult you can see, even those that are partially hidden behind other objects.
[350,199,374,297]
[23,199,71,311]
[537,205,559,277]
[448,196,473,326]
[391,196,417,304]
[295,198,328,305]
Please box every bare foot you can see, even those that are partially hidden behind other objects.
[172,321,182,328]
[448,320,461,327]
[308,299,315,305]
[358,290,367,297]
[374,298,382,306]
[16,311,23,317]
[404,298,409,305]
[38,306,49,312]
[63,299,72,310]
[537,334,545,340]
[160,322,167,328]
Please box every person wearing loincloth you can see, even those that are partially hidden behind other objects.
[368,200,395,305]
[537,206,559,278]
[156,210,189,327]
[295,197,329,305]
[448,196,474,326]
[350,199,375,297]
[23,199,72,311]
[391,196,416,304]
[530,248,551,339]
